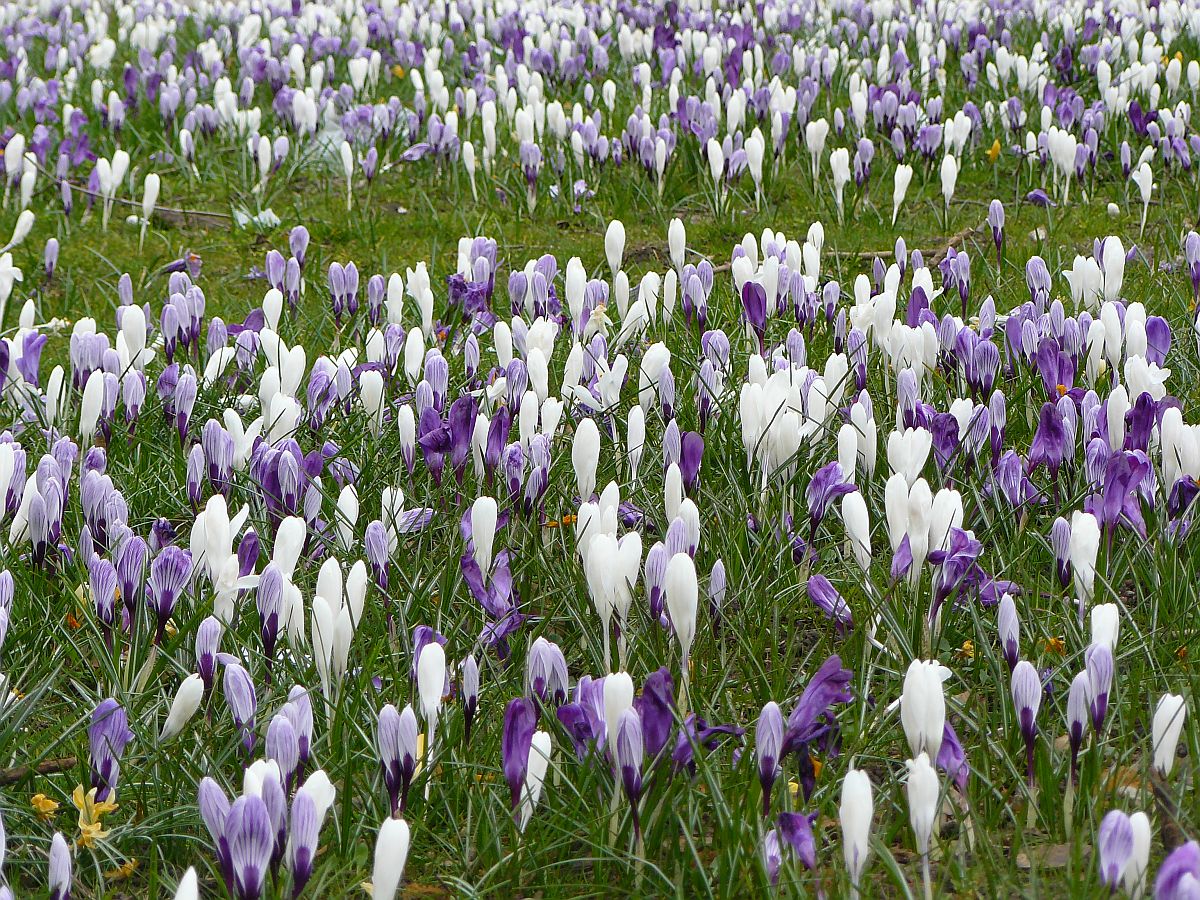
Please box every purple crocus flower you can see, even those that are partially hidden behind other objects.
[147,545,191,643]
[998,593,1019,670]
[462,655,479,744]
[1155,841,1200,898]
[806,574,853,632]
[1085,643,1113,735]
[1097,810,1134,889]
[741,281,767,353]
[115,534,148,624]
[224,662,257,754]
[928,528,983,621]
[196,615,222,692]
[226,795,274,900]
[679,431,704,492]
[616,708,645,835]
[265,715,299,790]
[557,675,607,759]
[49,832,71,900]
[1186,233,1200,300]
[89,556,118,647]
[633,667,675,761]
[1010,661,1041,784]
[756,701,784,816]
[1029,402,1068,481]
[526,637,569,707]
[988,199,1004,264]
[781,656,854,800]
[777,811,818,870]
[1051,517,1072,588]
[287,790,320,895]
[89,698,133,801]
[502,698,536,812]
[1085,452,1150,537]
[283,686,313,767]
[199,777,234,888]
[364,520,390,593]
[377,703,419,813]
[1025,188,1055,207]
[805,462,856,537]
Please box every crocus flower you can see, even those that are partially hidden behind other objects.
[462,654,479,744]
[906,752,939,895]
[377,703,419,813]
[901,660,945,760]
[988,199,1005,264]
[616,708,644,835]
[226,795,273,900]
[806,462,857,537]
[664,553,698,708]
[526,637,569,708]
[160,674,204,741]
[517,731,553,833]
[148,545,191,643]
[224,662,257,754]
[89,698,133,801]
[1086,643,1114,735]
[756,701,784,815]
[1124,812,1152,898]
[782,655,854,800]
[1066,670,1089,782]
[49,832,71,900]
[1011,661,1041,784]
[806,574,853,631]
[840,768,873,896]
[416,641,447,794]
[502,698,536,812]
[371,817,410,900]
[1155,841,1200,899]
[998,593,1020,671]
[1098,810,1134,889]
[1152,694,1187,778]
[196,616,222,692]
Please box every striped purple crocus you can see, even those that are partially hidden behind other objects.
[462,655,479,744]
[196,616,222,692]
[223,663,257,755]
[616,708,645,836]
[89,698,133,801]
[1010,661,1041,784]
[226,794,273,900]
[1097,809,1133,889]
[756,701,784,816]
[89,556,118,648]
[147,545,191,643]
[377,703,419,814]
[48,831,71,900]
[265,714,299,791]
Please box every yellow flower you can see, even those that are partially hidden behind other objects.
[77,821,109,849]
[1042,637,1066,656]
[105,858,139,880]
[955,640,975,661]
[72,784,118,848]
[987,138,1001,163]
[31,793,59,820]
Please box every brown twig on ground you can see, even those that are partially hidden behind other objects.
[0,755,78,785]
